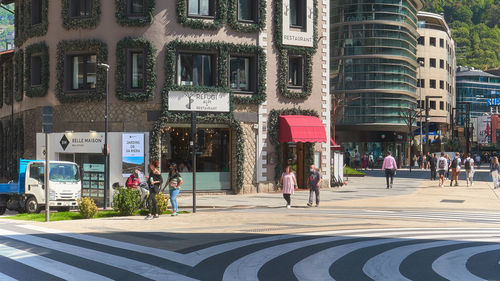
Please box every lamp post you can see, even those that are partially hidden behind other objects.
[418,60,424,154]
[425,95,441,154]
[98,63,110,209]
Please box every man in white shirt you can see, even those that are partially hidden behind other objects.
[437,152,448,187]
[464,153,474,187]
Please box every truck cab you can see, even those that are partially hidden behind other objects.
[0,159,81,214]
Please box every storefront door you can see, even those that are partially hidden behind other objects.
[282,142,305,188]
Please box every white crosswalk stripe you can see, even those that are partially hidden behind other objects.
[1,224,500,280]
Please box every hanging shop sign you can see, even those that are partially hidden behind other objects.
[52,132,105,153]
[282,0,314,47]
[168,91,230,112]
[122,133,145,177]
[477,115,491,145]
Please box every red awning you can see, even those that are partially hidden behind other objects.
[278,115,327,143]
[330,138,339,147]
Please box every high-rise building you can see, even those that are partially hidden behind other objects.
[331,0,425,164]
[416,11,456,143]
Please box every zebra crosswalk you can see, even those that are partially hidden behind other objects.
[0,223,499,280]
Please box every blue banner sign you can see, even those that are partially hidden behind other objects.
[487,98,500,106]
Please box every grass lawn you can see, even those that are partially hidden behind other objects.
[343,166,366,176]
[1,209,189,222]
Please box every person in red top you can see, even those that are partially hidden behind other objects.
[126,170,141,189]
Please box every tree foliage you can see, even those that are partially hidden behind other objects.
[424,0,500,69]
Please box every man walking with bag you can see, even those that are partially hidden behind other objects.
[382,151,397,189]
[437,152,448,187]
[464,153,474,187]
[306,165,322,207]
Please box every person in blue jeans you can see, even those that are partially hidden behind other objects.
[163,164,183,216]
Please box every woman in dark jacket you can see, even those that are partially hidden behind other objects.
[146,161,162,220]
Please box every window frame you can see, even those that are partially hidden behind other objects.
[417,36,424,45]
[439,80,444,89]
[176,51,217,87]
[228,54,256,93]
[440,101,444,110]
[429,100,436,110]
[430,58,436,68]
[429,79,436,89]
[127,49,146,90]
[69,0,93,19]
[30,55,43,87]
[287,54,304,88]
[417,57,425,67]
[237,0,258,23]
[65,53,98,92]
[187,0,216,19]
[31,0,43,26]
[127,0,146,17]
[440,59,444,69]
[429,37,436,46]
[289,0,307,30]
[439,38,444,48]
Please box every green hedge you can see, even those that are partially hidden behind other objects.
[56,39,108,103]
[150,113,245,191]
[14,49,24,102]
[25,42,49,98]
[115,37,156,101]
[162,40,266,109]
[176,0,227,30]
[61,0,101,30]
[25,0,49,38]
[227,0,266,33]
[115,0,155,27]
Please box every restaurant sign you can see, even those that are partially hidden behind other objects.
[168,91,230,112]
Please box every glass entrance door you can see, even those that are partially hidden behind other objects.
[282,142,305,188]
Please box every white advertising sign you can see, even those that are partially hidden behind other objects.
[53,132,104,153]
[122,134,145,177]
[477,115,491,145]
[168,91,230,112]
[282,0,314,47]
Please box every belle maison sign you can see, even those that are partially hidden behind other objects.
[168,91,230,112]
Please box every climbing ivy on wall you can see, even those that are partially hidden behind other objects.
[61,0,101,30]
[176,0,227,30]
[24,42,49,98]
[14,49,24,102]
[227,0,266,33]
[115,0,155,26]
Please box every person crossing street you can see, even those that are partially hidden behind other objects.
[382,151,397,189]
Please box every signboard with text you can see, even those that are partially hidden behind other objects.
[477,115,491,145]
[282,0,314,47]
[122,134,145,177]
[168,91,230,112]
[53,132,104,153]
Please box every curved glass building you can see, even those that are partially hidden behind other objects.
[331,0,425,163]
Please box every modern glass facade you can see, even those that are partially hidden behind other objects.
[331,0,421,126]
[456,69,500,125]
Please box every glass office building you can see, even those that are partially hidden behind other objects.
[456,67,500,125]
[331,0,424,164]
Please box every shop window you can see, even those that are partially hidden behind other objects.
[238,0,257,22]
[229,56,254,92]
[430,37,436,46]
[288,55,303,87]
[439,38,444,48]
[128,0,145,15]
[417,36,424,45]
[430,100,436,110]
[440,101,444,110]
[439,80,444,89]
[70,0,93,18]
[430,58,436,68]
[440,59,444,69]
[31,0,42,25]
[67,54,97,90]
[430,79,436,89]
[177,53,214,86]
[417,57,424,67]
[31,55,42,86]
[289,0,306,29]
[188,0,215,17]
[128,51,144,89]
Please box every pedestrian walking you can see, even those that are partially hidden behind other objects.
[368,152,374,170]
[464,153,474,187]
[145,161,162,220]
[418,153,423,169]
[306,165,322,207]
[450,152,461,186]
[164,163,183,216]
[280,165,297,208]
[354,150,361,169]
[437,152,448,187]
[490,156,500,189]
[445,154,450,180]
[361,153,368,170]
[382,151,397,189]
[425,152,431,170]
[429,153,437,180]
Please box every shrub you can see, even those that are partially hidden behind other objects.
[156,193,169,214]
[77,197,98,219]
[113,188,141,216]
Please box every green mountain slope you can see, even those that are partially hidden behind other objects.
[424,0,500,69]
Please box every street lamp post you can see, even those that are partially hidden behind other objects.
[418,61,424,154]
[98,63,110,209]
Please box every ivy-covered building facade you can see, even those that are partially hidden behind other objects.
[0,0,331,199]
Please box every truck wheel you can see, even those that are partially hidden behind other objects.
[25,197,40,214]
[0,207,6,215]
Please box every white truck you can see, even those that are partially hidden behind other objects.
[0,159,81,214]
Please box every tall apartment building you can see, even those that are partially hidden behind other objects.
[331,0,425,164]
[416,11,456,141]
[0,0,330,206]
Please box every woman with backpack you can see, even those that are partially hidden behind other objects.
[450,152,461,186]
[490,156,500,189]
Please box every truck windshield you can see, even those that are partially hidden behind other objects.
[49,164,80,182]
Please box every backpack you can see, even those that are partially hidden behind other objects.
[465,159,471,170]
[451,158,458,168]
[438,159,446,169]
